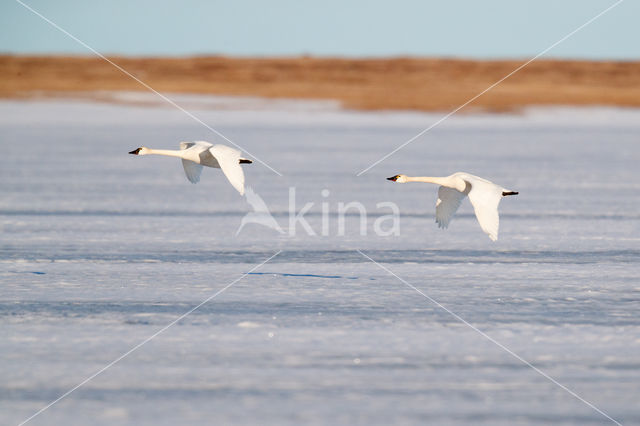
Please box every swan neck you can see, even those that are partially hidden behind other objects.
[407,176,448,185]
[147,149,184,158]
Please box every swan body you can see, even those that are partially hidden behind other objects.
[129,141,252,195]
[387,172,518,241]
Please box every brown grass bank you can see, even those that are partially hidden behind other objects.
[2,55,640,111]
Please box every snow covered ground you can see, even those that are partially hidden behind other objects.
[1,95,639,425]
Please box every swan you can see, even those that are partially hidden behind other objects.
[129,141,252,195]
[387,172,518,241]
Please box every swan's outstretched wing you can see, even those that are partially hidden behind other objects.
[181,141,213,151]
[209,144,245,195]
[180,141,212,183]
[467,183,502,241]
[181,160,203,183]
[436,186,466,229]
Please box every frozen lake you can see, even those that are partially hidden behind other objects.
[1,96,639,425]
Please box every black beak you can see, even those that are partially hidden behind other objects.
[129,148,141,155]
[387,176,398,181]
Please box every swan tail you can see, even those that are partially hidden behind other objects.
[502,191,518,196]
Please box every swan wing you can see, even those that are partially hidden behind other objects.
[181,160,203,183]
[467,183,502,241]
[209,144,246,195]
[436,186,466,229]
[181,141,213,151]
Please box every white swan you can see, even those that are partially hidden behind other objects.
[387,172,518,241]
[129,141,252,195]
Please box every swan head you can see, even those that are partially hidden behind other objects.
[129,147,150,155]
[387,174,408,183]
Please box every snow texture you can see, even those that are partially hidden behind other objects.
[1,96,639,425]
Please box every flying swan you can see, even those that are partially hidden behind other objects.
[387,172,518,241]
[129,141,252,195]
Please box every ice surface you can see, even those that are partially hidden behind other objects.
[1,96,639,425]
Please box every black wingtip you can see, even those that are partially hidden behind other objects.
[239,159,253,164]
[129,148,141,155]
[502,191,519,196]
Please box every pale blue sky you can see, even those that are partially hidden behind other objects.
[1,0,637,59]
